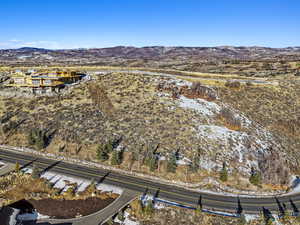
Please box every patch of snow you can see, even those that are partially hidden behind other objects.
[199,158,218,171]
[140,195,165,209]
[198,125,245,140]
[114,211,139,225]
[197,124,271,171]
[159,156,166,161]
[77,181,91,192]
[42,54,53,60]
[140,194,153,204]
[41,172,91,193]
[165,78,192,87]
[1,144,284,197]
[244,214,259,222]
[9,208,20,225]
[22,168,32,174]
[159,154,190,166]
[154,202,166,209]
[202,209,237,217]
[285,176,300,195]
[17,55,31,59]
[176,157,191,165]
[157,92,170,97]
[178,96,221,116]
[21,168,122,194]
[37,212,51,219]
[17,212,38,221]
[116,144,124,151]
[17,211,50,221]
[233,112,253,128]
[97,183,123,195]
[198,125,249,163]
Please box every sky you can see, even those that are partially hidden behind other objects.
[0,0,299,49]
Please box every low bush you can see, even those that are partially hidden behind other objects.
[225,81,241,89]
[88,83,114,116]
[187,82,217,101]
[217,108,242,131]
[27,128,49,150]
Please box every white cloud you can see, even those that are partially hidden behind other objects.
[0,40,62,49]
[9,39,23,43]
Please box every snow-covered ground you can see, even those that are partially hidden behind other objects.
[164,78,192,87]
[15,169,123,223]
[198,125,246,140]
[41,171,91,192]
[21,168,123,194]
[285,176,300,195]
[196,122,274,175]
[179,96,221,116]
[1,144,287,197]
[114,211,139,225]
[244,214,259,222]
[97,183,123,195]
[9,208,20,225]
[176,157,191,166]
[173,84,276,176]
[158,155,191,166]
[140,195,166,210]
[198,125,250,164]
[17,211,49,221]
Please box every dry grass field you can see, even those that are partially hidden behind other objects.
[0,68,299,193]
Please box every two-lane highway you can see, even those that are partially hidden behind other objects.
[0,148,299,215]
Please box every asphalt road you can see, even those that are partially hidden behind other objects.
[37,189,138,225]
[1,149,299,215]
[0,161,15,176]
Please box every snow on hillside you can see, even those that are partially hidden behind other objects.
[198,125,249,163]
[164,78,277,175]
[179,96,221,116]
[22,168,123,194]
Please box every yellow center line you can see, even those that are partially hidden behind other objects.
[0,152,297,208]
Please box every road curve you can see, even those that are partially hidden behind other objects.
[37,189,138,225]
[0,149,299,215]
[0,161,15,176]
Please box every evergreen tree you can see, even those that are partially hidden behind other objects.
[189,152,200,172]
[27,130,35,145]
[131,199,144,218]
[219,162,228,182]
[148,157,158,172]
[35,131,47,150]
[86,179,97,195]
[238,214,247,225]
[144,200,154,216]
[107,218,114,225]
[97,144,109,162]
[27,128,48,150]
[117,211,125,222]
[31,165,40,179]
[105,140,113,153]
[167,153,177,173]
[111,150,122,165]
[249,168,262,186]
[194,205,202,216]
[15,162,20,173]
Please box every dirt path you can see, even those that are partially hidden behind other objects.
[89,69,279,86]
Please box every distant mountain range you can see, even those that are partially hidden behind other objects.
[1,46,300,76]
[1,46,300,60]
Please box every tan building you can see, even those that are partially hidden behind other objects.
[6,71,83,93]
